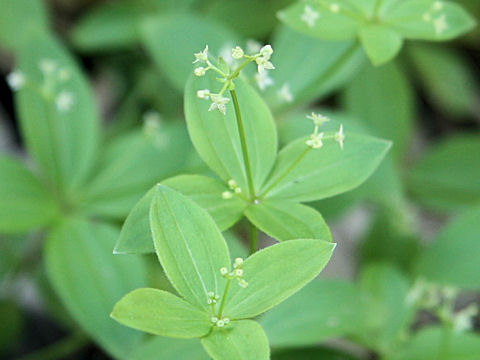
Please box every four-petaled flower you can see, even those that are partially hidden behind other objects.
[307,112,330,127]
[301,5,320,28]
[306,132,324,149]
[193,45,209,64]
[208,94,230,115]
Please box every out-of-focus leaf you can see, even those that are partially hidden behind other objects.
[262,26,365,112]
[260,280,372,348]
[358,263,414,355]
[150,185,231,311]
[0,234,29,283]
[206,0,293,38]
[111,288,211,338]
[0,301,24,355]
[407,44,479,119]
[407,135,480,212]
[140,14,239,91]
[0,0,49,52]
[185,75,277,197]
[384,0,476,41]
[81,123,192,219]
[201,320,270,360]
[342,61,414,160]
[0,155,57,233]
[131,337,207,360]
[388,327,480,360]
[278,1,360,41]
[273,347,361,360]
[45,218,147,359]
[359,25,403,66]
[16,36,100,195]
[415,206,480,290]
[224,240,335,319]
[245,200,331,242]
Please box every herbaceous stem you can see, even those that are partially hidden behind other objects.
[217,277,233,318]
[230,89,256,201]
[249,221,259,255]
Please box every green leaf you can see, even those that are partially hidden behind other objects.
[132,337,207,360]
[388,327,480,360]
[16,35,100,194]
[415,206,480,290]
[112,288,211,338]
[201,320,270,360]
[115,174,247,254]
[0,155,57,233]
[81,123,192,219]
[163,175,247,230]
[260,133,391,202]
[260,280,372,348]
[70,1,145,52]
[342,61,414,160]
[358,263,414,354]
[224,239,335,318]
[262,26,365,111]
[140,14,239,91]
[278,0,361,41]
[45,218,146,359]
[150,185,231,311]
[273,347,361,360]
[359,25,403,66]
[185,75,277,196]
[0,301,24,355]
[407,135,480,212]
[245,200,331,242]
[384,0,476,41]
[0,0,49,52]
[407,43,479,119]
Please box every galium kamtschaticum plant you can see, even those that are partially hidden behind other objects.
[112,44,391,359]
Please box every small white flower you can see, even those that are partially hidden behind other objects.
[335,124,345,150]
[330,3,340,13]
[220,267,229,275]
[255,56,275,74]
[6,71,25,91]
[259,45,273,60]
[301,5,320,28]
[211,316,218,323]
[228,179,238,189]
[193,45,209,64]
[306,132,324,149]
[232,46,245,59]
[239,279,249,288]
[453,304,478,333]
[306,112,330,127]
[58,69,71,81]
[234,258,244,267]
[255,71,274,91]
[246,39,262,54]
[208,94,230,115]
[433,1,444,11]
[434,14,448,35]
[197,89,211,99]
[194,67,207,77]
[39,59,58,74]
[217,319,225,327]
[277,83,294,103]
[56,91,74,112]
[234,187,242,194]
[234,269,244,277]
[222,191,233,199]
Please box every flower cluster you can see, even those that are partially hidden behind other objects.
[222,179,242,200]
[210,316,230,328]
[6,58,75,113]
[193,44,275,115]
[422,1,448,35]
[220,257,248,288]
[305,113,345,150]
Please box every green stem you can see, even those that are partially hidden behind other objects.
[217,277,233,318]
[16,332,88,360]
[249,222,259,255]
[260,146,311,198]
[230,89,256,200]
